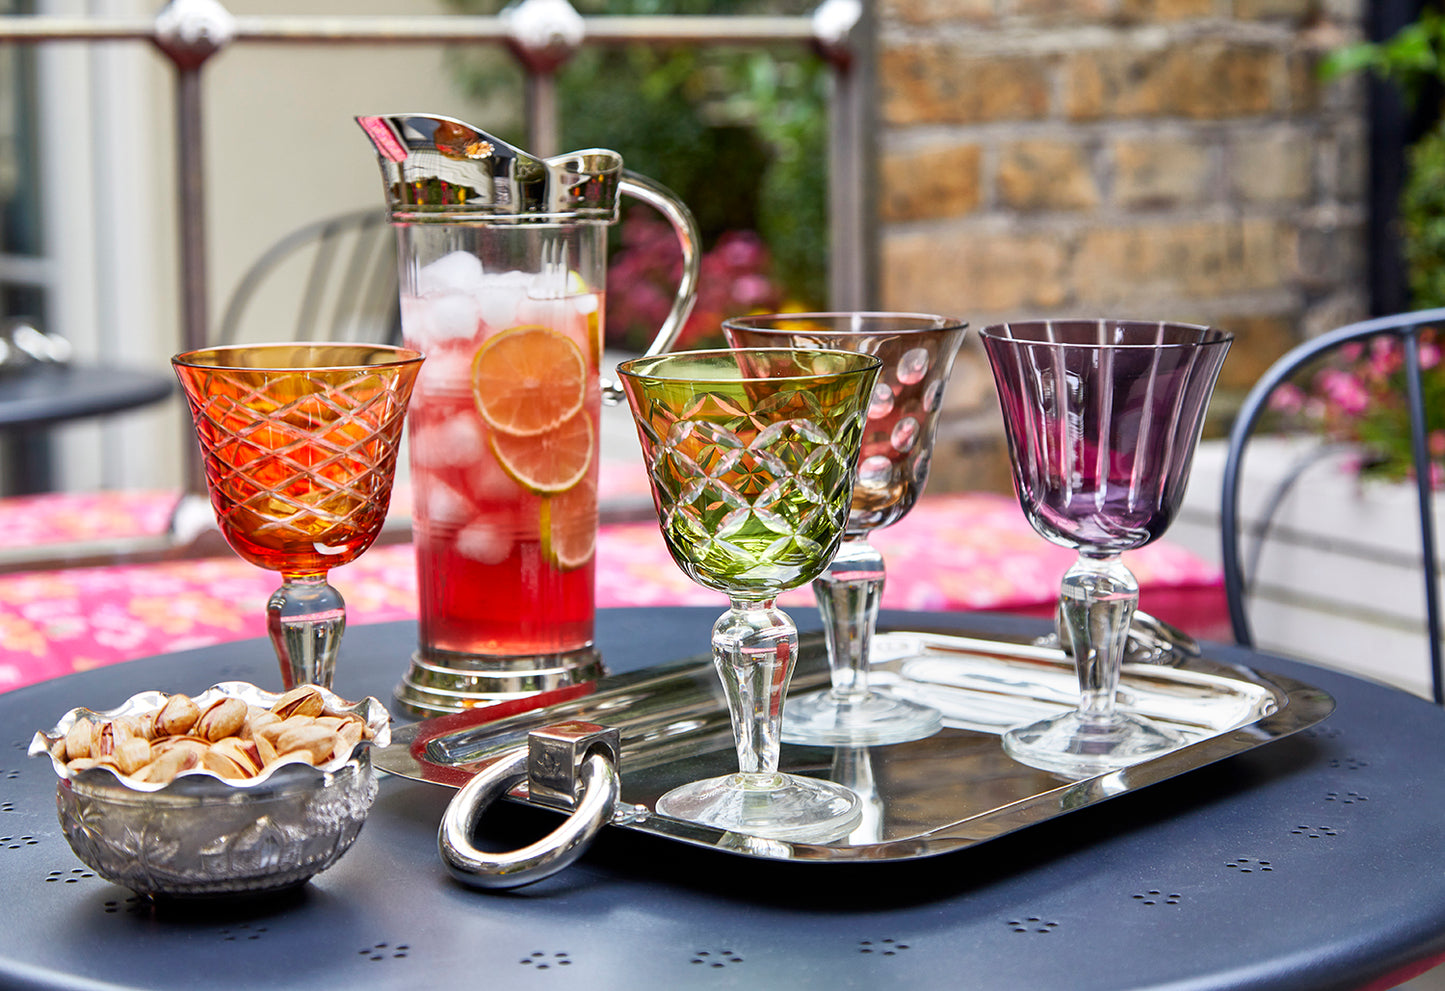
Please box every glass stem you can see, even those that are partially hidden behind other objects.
[714,599,796,786]
[1059,553,1138,726]
[268,575,346,691]
[813,534,884,701]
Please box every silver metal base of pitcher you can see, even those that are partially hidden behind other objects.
[394,646,607,718]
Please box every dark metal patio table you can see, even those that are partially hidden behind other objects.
[0,608,1442,991]
[0,363,173,493]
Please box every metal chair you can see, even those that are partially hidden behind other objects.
[1220,308,1445,705]
[216,208,399,346]
[0,209,403,573]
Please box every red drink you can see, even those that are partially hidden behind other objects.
[402,250,602,661]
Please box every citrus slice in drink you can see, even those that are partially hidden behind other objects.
[491,409,595,495]
[541,470,597,570]
[471,325,586,436]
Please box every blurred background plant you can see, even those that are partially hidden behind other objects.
[1269,331,1445,486]
[1323,8,1445,310]
[444,0,827,349]
[1273,12,1445,487]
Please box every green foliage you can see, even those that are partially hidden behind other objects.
[1320,9,1445,107]
[1402,124,1445,309]
[442,0,829,306]
[1322,7,1445,313]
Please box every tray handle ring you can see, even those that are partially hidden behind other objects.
[439,722,621,889]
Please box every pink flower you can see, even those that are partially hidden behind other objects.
[1368,336,1402,378]
[1317,368,1370,417]
[1269,383,1306,415]
[714,230,769,271]
[732,273,776,308]
[1420,339,1441,370]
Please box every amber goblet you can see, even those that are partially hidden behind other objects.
[173,344,423,690]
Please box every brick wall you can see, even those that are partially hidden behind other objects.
[873,0,1370,491]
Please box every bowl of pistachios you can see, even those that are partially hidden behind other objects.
[29,682,390,898]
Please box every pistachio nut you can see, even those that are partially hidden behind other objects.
[132,746,201,784]
[271,685,326,720]
[113,737,153,776]
[152,694,201,738]
[273,724,340,764]
[63,718,94,761]
[210,737,263,776]
[196,697,247,742]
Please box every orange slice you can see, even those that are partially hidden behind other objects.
[472,325,586,436]
[491,410,594,494]
[541,470,597,570]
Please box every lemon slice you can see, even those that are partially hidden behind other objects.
[472,325,586,437]
[541,470,597,570]
[491,410,594,495]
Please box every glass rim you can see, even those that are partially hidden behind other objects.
[616,346,882,383]
[977,319,1232,348]
[722,311,968,335]
[171,342,425,372]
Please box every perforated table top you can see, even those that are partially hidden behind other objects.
[1,608,1442,991]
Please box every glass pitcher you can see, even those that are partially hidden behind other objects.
[358,113,700,716]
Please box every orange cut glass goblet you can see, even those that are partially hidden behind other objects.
[173,344,423,691]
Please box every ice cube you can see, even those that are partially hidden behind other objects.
[514,294,571,332]
[400,295,431,348]
[418,250,485,296]
[474,271,533,330]
[455,520,511,563]
[410,415,486,469]
[426,293,483,343]
[414,347,474,398]
[470,446,521,498]
[415,479,475,530]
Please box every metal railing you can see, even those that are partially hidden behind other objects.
[0,0,874,570]
[1,0,874,363]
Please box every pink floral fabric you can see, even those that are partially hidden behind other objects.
[0,486,1223,693]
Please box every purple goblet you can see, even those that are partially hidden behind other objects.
[980,320,1231,777]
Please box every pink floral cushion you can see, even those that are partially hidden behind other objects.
[0,488,1223,693]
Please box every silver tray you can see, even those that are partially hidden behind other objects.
[374,624,1335,863]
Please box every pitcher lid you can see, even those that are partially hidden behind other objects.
[357,113,622,224]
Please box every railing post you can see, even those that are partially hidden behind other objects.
[152,0,235,497]
[814,0,871,310]
[505,0,584,158]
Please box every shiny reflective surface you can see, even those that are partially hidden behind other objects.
[376,623,1334,863]
[31,682,392,897]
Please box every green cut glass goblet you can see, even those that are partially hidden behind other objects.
[724,312,968,746]
[617,347,882,842]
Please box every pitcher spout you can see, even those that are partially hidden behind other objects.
[357,113,622,224]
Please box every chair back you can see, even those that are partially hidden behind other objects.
[1220,308,1445,704]
[216,209,399,346]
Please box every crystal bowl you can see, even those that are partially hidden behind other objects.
[29,682,391,898]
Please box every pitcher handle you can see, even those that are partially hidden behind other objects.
[601,171,702,405]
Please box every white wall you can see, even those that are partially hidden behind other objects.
[41,0,505,493]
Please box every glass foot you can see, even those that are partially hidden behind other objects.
[782,689,943,746]
[655,771,862,843]
[1002,710,1182,779]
